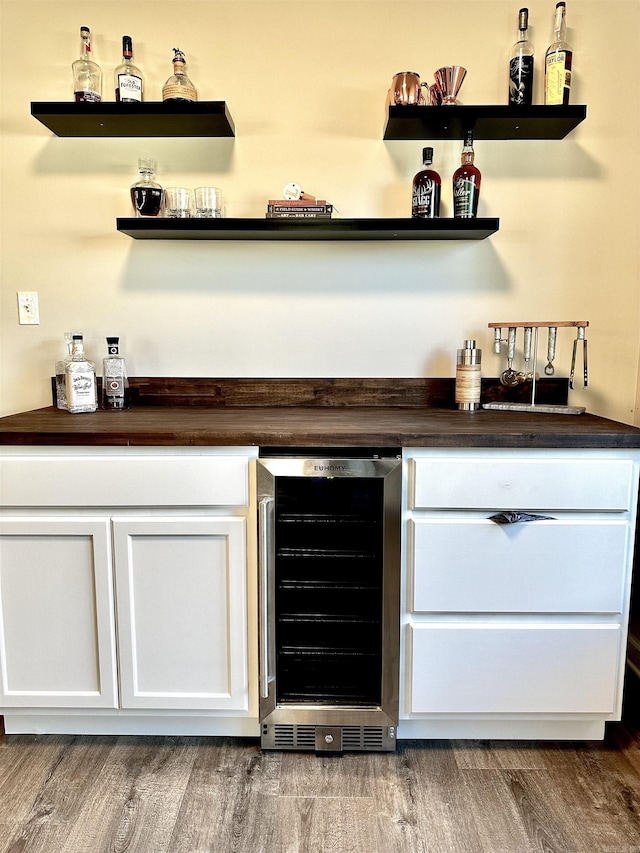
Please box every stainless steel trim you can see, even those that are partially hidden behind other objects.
[259,496,273,699]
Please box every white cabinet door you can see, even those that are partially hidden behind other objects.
[408,623,621,714]
[0,519,118,708]
[113,517,248,711]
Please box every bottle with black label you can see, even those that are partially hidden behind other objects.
[452,130,481,219]
[509,7,534,105]
[102,337,128,410]
[411,147,441,218]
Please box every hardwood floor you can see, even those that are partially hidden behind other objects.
[0,686,639,853]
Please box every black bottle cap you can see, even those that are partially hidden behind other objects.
[122,35,132,51]
[422,147,434,162]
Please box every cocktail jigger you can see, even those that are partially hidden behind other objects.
[433,65,467,106]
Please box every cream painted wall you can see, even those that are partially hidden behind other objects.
[1,0,639,422]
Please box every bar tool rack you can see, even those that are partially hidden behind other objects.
[484,321,589,415]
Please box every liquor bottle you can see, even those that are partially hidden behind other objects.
[115,35,143,102]
[411,147,441,218]
[65,335,98,414]
[508,7,534,106]
[130,158,163,217]
[452,130,481,219]
[102,337,128,410]
[54,332,74,410]
[162,48,197,102]
[72,26,102,102]
[544,1,572,105]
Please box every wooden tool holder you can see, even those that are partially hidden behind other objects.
[484,321,589,415]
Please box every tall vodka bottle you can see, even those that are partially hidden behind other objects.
[544,2,572,105]
[66,334,98,413]
[72,26,102,102]
[412,147,441,218]
[115,36,143,102]
[162,48,197,101]
[452,130,481,218]
[102,337,128,409]
[509,8,534,105]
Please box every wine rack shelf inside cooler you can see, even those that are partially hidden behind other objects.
[383,104,587,140]
[31,101,235,137]
[116,217,500,241]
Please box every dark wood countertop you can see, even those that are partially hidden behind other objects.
[2,404,640,449]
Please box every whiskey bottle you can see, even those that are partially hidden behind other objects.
[115,36,143,102]
[162,48,197,102]
[65,335,98,414]
[452,130,481,219]
[130,158,163,217]
[102,337,128,410]
[411,147,441,218]
[509,8,534,106]
[72,26,102,103]
[544,2,572,105]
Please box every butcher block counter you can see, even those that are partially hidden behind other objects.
[1,376,640,447]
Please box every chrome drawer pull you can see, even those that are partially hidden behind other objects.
[489,511,555,524]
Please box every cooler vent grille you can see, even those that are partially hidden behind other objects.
[263,724,394,752]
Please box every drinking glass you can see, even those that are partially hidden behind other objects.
[194,187,223,218]
[163,187,193,218]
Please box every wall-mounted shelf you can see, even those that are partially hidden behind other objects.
[116,217,500,241]
[383,105,587,140]
[30,101,235,137]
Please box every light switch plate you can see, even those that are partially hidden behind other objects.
[17,291,40,324]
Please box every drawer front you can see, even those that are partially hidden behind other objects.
[408,623,621,714]
[411,518,629,613]
[0,455,250,507]
[411,458,634,511]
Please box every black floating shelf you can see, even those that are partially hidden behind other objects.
[31,101,235,137]
[116,217,499,241]
[383,104,587,140]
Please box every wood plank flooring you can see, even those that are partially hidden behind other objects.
[1,687,639,853]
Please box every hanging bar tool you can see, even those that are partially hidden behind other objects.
[570,326,588,389]
[500,327,520,387]
[544,326,557,375]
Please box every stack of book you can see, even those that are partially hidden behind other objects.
[266,199,333,219]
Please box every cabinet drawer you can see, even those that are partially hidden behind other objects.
[408,623,620,714]
[0,454,250,507]
[411,518,629,613]
[411,458,634,511]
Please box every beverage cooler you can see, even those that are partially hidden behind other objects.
[257,449,402,752]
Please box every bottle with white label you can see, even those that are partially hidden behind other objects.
[102,337,128,410]
[115,36,143,102]
[65,335,98,414]
[72,26,102,102]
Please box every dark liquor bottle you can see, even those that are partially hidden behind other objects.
[411,147,441,218]
[162,48,197,102]
[115,36,143,102]
[452,130,481,219]
[130,158,163,217]
[545,2,572,105]
[72,26,102,102]
[509,8,534,105]
[102,337,128,410]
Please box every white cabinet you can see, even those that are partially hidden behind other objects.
[0,518,118,708]
[401,448,640,739]
[0,447,257,735]
[113,516,248,711]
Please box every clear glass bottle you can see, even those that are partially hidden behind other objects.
[412,147,441,218]
[130,158,163,217]
[453,130,481,219]
[54,332,74,410]
[115,35,143,102]
[102,337,128,410]
[72,26,102,103]
[509,8,534,106]
[544,2,572,105]
[65,334,98,414]
[162,48,197,102]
